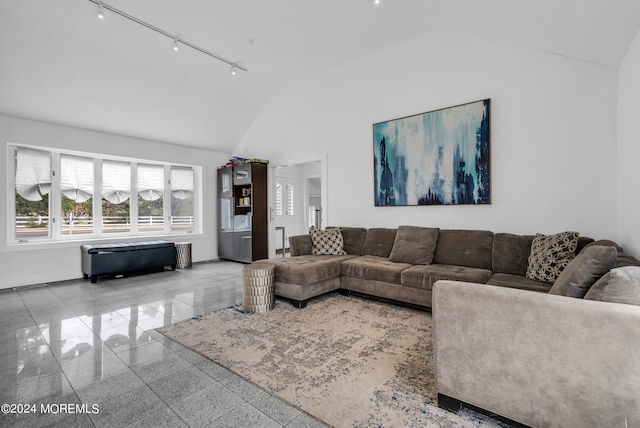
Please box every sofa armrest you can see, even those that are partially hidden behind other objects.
[432,280,640,428]
[289,234,312,256]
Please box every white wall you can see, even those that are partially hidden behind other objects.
[0,115,229,288]
[617,29,640,258]
[236,31,618,242]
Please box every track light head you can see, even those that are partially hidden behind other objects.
[230,65,237,76]
[173,37,179,51]
[97,2,105,19]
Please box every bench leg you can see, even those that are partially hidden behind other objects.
[90,276,97,284]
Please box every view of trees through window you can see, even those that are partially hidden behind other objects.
[15,191,50,239]
[61,195,93,237]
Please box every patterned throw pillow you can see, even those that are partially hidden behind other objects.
[310,227,347,255]
[526,231,580,283]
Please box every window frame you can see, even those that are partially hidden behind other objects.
[8,144,202,246]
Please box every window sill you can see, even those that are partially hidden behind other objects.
[6,231,204,252]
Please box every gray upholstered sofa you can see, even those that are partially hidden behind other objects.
[259,226,636,309]
[433,279,640,427]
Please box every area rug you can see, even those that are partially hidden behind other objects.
[158,293,507,428]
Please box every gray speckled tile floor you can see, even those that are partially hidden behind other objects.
[0,261,327,428]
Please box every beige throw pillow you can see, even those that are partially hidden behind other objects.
[309,227,347,255]
[526,231,579,283]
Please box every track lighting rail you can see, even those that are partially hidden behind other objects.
[88,0,247,72]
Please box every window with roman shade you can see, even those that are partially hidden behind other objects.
[102,160,131,233]
[15,147,52,239]
[60,155,94,237]
[138,164,164,232]
[61,155,94,203]
[9,144,201,243]
[15,147,52,202]
[138,164,164,201]
[170,167,194,199]
[102,160,131,204]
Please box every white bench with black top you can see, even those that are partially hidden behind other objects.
[81,241,177,283]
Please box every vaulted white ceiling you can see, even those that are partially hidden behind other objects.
[1,0,639,153]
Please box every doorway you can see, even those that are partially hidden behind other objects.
[271,160,324,257]
[307,177,322,229]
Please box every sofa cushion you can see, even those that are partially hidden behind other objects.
[362,228,397,258]
[289,234,313,256]
[329,227,367,256]
[309,227,347,255]
[615,251,640,268]
[432,230,493,269]
[266,255,354,285]
[575,236,596,254]
[389,226,439,265]
[584,266,640,306]
[401,264,493,290]
[549,245,617,298]
[581,239,622,253]
[486,273,552,293]
[341,255,411,284]
[526,231,579,283]
[492,233,533,276]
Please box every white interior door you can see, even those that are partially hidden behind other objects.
[274,176,296,254]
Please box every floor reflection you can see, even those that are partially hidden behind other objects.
[0,261,244,405]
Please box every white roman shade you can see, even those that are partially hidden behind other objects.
[102,161,131,204]
[61,155,94,203]
[15,147,52,201]
[171,167,194,200]
[138,164,164,201]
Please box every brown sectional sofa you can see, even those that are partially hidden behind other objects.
[257,225,640,427]
[259,226,631,309]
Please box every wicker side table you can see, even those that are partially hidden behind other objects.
[242,263,275,313]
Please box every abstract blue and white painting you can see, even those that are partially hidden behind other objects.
[373,99,490,206]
